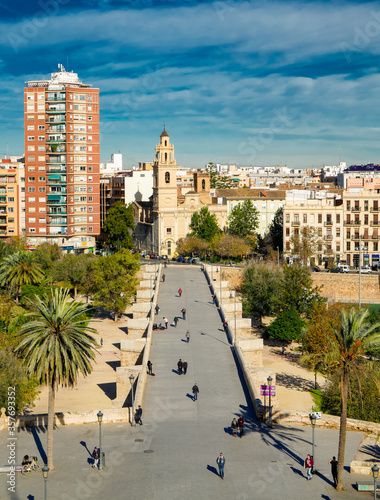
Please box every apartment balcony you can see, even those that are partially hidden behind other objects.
[46,96,66,102]
[47,166,66,174]
[47,146,66,154]
[343,220,361,226]
[325,249,334,254]
[0,230,6,235]
[324,221,333,226]
[47,125,66,133]
[370,221,380,226]
[47,195,66,205]
[48,208,67,215]
[0,209,7,214]
[0,218,7,225]
[291,221,300,226]
[351,207,361,212]
[47,115,66,123]
[46,106,66,113]
[48,218,67,225]
[351,235,362,240]
[47,136,66,144]
[370,207,380,213]
[324,235,333,240]
[0,197,6,204]
[0,190,6,194]
[46,156,66,164]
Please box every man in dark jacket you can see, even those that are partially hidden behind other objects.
[183,360,188,375]
[135,405,143,425]
[192,383,199,401]
[177,359,183,375]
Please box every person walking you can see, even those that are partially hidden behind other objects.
[92,446,100,468]
[178,359,183,375]
[223,320,228,333]
[183,360,188,375]
[304,454,314,480]
[135,405,143,425]
[178,287,183,297]
[147,360,153,375]
[174,316,178,328]
[155,305,160,315]
[192,383,199,401]
[212,293,216,304]
[186,330,190,343]
[231,418,238,437]
[162,274,166,282]
[216,453,225,479]
[100,338,103,347]
[237,416,245,438]
[163,317,168,329]
[329,456,338,487]
[181,307,186,320]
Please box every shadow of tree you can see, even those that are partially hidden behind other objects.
[276,373,314,392]
[359,444,380,461]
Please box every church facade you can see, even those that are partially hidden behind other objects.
[133,129,227,256]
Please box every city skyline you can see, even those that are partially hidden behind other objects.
[1,0,380,169]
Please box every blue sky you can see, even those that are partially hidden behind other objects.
[1,0,380,169]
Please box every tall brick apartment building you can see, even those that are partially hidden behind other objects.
[24,65,100,252]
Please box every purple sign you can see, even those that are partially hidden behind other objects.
[260,385,275,396]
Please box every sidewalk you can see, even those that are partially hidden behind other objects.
[0,266,370,499]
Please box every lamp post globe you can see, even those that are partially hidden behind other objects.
[372,464,379,500]
[42,466,49,500]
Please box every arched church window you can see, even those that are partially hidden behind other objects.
[202,179,206,190]
[165,171,170,183]
[165,140,167,146]
[165,152,168,162]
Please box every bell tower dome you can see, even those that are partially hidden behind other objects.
[152,128,178,212]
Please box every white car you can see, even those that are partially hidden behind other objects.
[357,266,372,274]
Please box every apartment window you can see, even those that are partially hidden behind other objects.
[374,242,379,251]
[27,157,35,162]
[27,115,34,120]
[88,146,92,152]
[8,197,14,202]
[28,177,35,182]
[28,218,36,223]
[89,217,93,222]
[88,206,93,212]
[39,218,46,223]
[28,136,35,141]
[38,207,46,212]
[8,218,14,223]
[38,125,45,130]
[89,226,93,232]
[88,106,92,111]
[28,187,36,193]
[346,201,351,210]
[37,115,45,120]
[336,244,340,252]
[285,227,290,236]
[29,207,36,213]
[318,228,322,236]
[318,214,322,224]
[364,214,369,225]
[87,95,92,102]
[27,125,35,131]
[8,207,14,213]
[38,146,45,151]
[285,214,290,223]
[347,242,351,251]
[88,186,93,192]
[38,187,46,192]
[27,95,34,101]
[38,156,45,161]
[88,196,93,202]
[38,177,45,182]
[294,214,299,222]
[166,228,172,235]
[88,156,92,161]
[88,126,92,131]
[38,167,45,171]
[38,197,46,202]
[37,94,44,100]
[88,116,92,121]
[29,228,36,233]
[303,214,307,223]
[27,146,35,151]
[38,136,45,141]
[39,227,46,233]
[88,166,93,172]
[8,188,14,192]
[336,228,340,237]
[88,136,92,141]
[8,229,14,234]
[27,105,34,111]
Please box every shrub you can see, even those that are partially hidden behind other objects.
[266,310,304,342]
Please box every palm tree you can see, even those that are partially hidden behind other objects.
[0,251,44,301]
[15,288,98,469]
[329,308,380,491]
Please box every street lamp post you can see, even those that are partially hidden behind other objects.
[267,376,273,428]
[42,466,49,500]
[372,464,379,500]
[310,413,316,470]
[97,410,103,470]
[129,374,136,426]
[234,290,237,345]
[359,234,362,307]
[219,267,222,307]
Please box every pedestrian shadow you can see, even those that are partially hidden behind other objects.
[315,470,335,487]
[186,393,194,401]
[321,495,332,500]
[23,426,47,465]
[290,466,304,478]
[224,427,234,436]
[181,339,188,343]
[27,496,35,500]
[172,369,179,375]
[199,331,229,346]
[80,440,92,457]
[207,465,219,477]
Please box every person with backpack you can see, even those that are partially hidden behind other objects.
[304,454,314,480]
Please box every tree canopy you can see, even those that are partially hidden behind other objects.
[268,207,283,251]
[103,201,135,250]
[227,199,259,238]
[206,162,234,189]
[189,206,221,242]
[289,226,324,265]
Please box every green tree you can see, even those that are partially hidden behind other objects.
[54,253,97,299]
[88,250,140,320]
[176,236,208,257]
[206,162,234,189]
[266,310,304,342]
[268,207,283,251]
[289,226,324,265]
[240,264,282,325]
[0,252,44,301]
[33,243,63,280]
[327,308,380,491]
[228,200,259,238]
[278,265,325,316]
[189,207,221,242]
[15,288,98,469]
[103,201,135,250]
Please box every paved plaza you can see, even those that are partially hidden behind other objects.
[0,266,372,499]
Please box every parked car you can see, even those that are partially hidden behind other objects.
[358,266,372,274]
[338,265,350,273]
[177,257,185,263]
[160,255,168,260]
[311,266,320,272]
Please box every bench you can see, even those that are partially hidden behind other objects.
[0,465,23,473]
[357,481,380,491]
